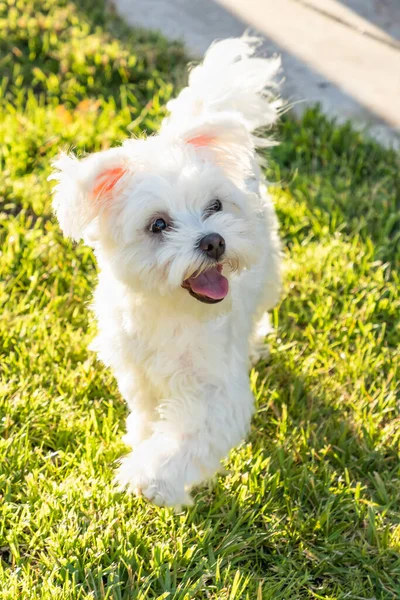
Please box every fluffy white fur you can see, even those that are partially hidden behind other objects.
[50,37,282,507]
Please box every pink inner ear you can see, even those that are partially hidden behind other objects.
[186,134,215,148]
[92,167,126,199]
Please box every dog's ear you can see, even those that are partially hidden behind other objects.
[179,115,255,183]
[49,148,130,241]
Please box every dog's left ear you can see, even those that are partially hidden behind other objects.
[49,147,131,242]
[179,115,255,182]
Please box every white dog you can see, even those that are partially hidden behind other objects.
[50,37,282,507]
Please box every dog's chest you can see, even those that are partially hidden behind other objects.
[122,308,230,382]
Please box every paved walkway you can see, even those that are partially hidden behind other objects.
[114,0,400,148]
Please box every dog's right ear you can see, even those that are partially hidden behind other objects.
[49,148,130,242]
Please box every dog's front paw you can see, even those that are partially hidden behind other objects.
[140,477,192,508]
[115,441,192,507]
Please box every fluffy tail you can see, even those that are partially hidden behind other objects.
[163,36,282,145]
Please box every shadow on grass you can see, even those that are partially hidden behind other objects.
[270,110,400,268]
[177,359,400,596]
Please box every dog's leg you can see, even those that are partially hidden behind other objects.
[249,312,272,366]
[115,380,253,507]
[122,408,153,448]
[115,370,158,447]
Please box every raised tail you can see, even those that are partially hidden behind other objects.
[163,36,282,145]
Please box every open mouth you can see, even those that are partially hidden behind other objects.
[182,264,229,304]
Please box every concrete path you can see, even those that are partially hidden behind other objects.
[114,0,400,148]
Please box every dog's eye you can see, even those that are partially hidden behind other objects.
[205,199,222,216]
[150,218,168,233]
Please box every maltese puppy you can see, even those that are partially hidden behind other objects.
[50,37,282,507]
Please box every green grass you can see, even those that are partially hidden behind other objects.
[1,0,399,598]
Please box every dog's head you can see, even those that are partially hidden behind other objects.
[51,116,264,310]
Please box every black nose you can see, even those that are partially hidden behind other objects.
[198,233,226,261]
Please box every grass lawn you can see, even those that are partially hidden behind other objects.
[1,0,399,598]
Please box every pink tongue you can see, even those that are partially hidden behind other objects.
[188,267,229,300]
